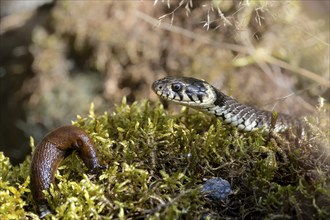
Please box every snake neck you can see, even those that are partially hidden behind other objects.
[199,88,301,133]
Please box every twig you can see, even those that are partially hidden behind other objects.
[263,55,329,88]
[135,10,247,53]
[135,11,330,88]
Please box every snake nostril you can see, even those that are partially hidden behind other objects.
[152,82,162,91]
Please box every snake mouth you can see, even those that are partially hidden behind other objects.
[152,80,182,102]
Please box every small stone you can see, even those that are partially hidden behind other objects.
[201,177,232,201]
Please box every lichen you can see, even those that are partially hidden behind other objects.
[0,99,329,219]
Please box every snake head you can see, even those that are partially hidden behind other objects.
[152,76,217,107]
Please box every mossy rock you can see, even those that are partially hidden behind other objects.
[1,99,329,219]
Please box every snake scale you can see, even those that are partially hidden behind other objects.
[152,76,304,134]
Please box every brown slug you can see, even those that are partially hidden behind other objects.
[30,125,106,218]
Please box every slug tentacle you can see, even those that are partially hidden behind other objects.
[30,125,105,218]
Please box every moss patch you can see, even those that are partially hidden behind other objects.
[1,99,329,219]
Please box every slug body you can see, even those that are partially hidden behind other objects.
[30,125,105,217]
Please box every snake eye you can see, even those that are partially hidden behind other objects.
[172,83,182,92]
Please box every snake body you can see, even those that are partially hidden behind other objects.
[152,76,303,133]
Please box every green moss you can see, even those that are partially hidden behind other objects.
[0,150,32,219]
[1,99,329,219]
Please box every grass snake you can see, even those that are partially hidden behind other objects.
[152,76,304,134]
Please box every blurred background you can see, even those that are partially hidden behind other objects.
[0,0,329,164]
